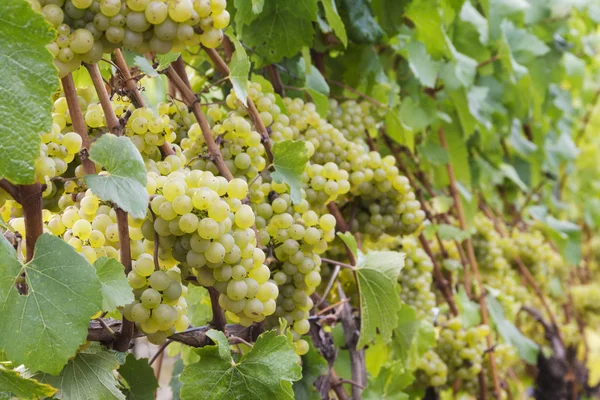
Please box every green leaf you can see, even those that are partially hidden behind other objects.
[456,287,480,328]
[393,306,436,370]
[319,0,347,47]
[437,224,471,241]
[337,0,384,44]
[336,232,358,258]
[385,104,414,152]
[84,133,148,219]
[37,343,125,400]
[501,20,549,64]
[405,0,446,58]
[440,37,478,90]
[170,359,184,400]
[371,0,408,37]
[187,285,212,326]
[303,61,330,96]
[227,30,250,106]
[293,341,328,400]
[356,251,405,348]
[508,119,537,157]
[306,89,329,118]
[180,330,301,399]
[118,354,159,400]
[499,163,528,191]
[0,366,57,399]
[0,234,102,375]
[238,0,318,66]
[406,41,439,89]
[0,0,58,184]
[363,361,411,400]
[487,294,539,364]
[134,55,159,78]
[459,1,488,44]
[399,97,435,132]
[94,257,134,312]
[156,52,181,71]
[271,140,309,204]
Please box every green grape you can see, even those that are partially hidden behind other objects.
[141,288,162,309]
[152,303,178,326]
[149,270,171,291]
[69,28,94,54]
[234,204,254,229]
[131,303,151,322]
[163,280,183,301]
[227,279,248,300]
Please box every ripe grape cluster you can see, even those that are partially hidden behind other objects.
[124,263,189,344]
[415,350,448,388]
[328,99,384,142]
[399,236,436,319]
[33,0,230,76]
[436,317,489,385]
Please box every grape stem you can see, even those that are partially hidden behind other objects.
[148,207,161,271]
[112,49,175,157]
[149,339,172,366]
[163,66,234,181]
[438,127,502,399]
[207,286,227,332]
[0,179,19,201]
[320,257,355,271]
[316,265,341,308]
[202,47,274,163]
[61,73,96,175]
[418,234,459,316]
[18,183,44,263]
[85,63,122,136]
[266,64,285,96]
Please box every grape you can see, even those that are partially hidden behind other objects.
[234,205,255,229]
[141,288,162,309]
[149,270,171,291]
[72,219,92,240]
[131,303,151,322]
[69,28,94,53]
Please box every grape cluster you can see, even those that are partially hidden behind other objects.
[415,350,448,388]
[436,317,489,385]
[462,343,518,398]
[399,236,436,319]
[123,263,188,344]
[145,169,277,326]
[33,0,230,76]
[328,99,384,142]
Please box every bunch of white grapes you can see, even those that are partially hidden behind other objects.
[33,0,231,76]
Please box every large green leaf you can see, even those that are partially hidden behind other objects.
[363,361,411,400]
[0,0,58,184]
[0,367,57,399]
[84,134,148,219]
[406,41,440,89]
[356,251,405,348]
[271,140,309,204]
[94,257,134,312]
[337,0,384,44]
[237,0,318,65]
[227,30,250,106]
[118,354,159,400]
[180,330,302,399]
[487,295,538,364]
[37,343,125,400]
[392,305,435,370]
[459,1,488,44]
[320,0,347,47]
[405,0,446,58]
[293,341,328,400]
[0,234,102,375]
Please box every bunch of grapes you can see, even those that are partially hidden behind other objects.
[472,215,510,272]
[144,169,278,327]
[399,236,436,319]
[34,0,231,76]
[123,262,188,344]
[303,161,351,206]
[415,350,448,388]
[436,316,490,386]
[462,343,518,398]
[328,99,384,143]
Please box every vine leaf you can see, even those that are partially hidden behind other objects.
[301,58,330,117]
[336,232,358,257]
[118,354,159,400]
[356,251,405,348]
[337,0,384,45]
[37,343,125,400]
[319,0,348,47]
[271,140,309,204]
[227,29,250,106]
[293,341,328,400]
[0,366,57,399]
[0,0,58,184]
[392,305,435,370]
[156,52,181,71]
[180,330,301,399]
[0,234,102,375]
[134,56,159,77]
[94,257,134,312]
[84,133,148,219]
[405,0,445,58]
[406,41,439,89]
[487,294,539,364]
[236,0,318,66]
